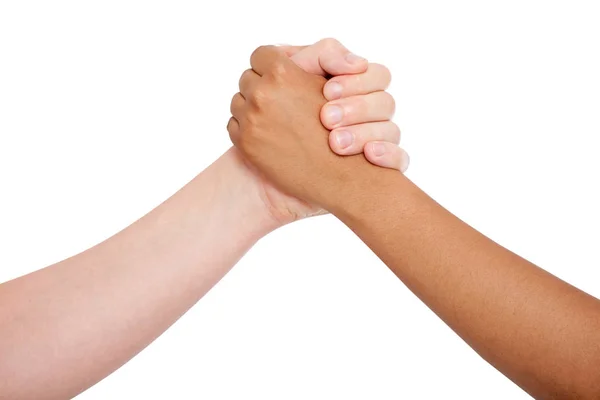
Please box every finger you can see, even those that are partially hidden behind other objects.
[238,68,260,97]
[290,38,368,76]
[276,45,308,57]
[364,142,410,172]
[227,117,241,147]
[324,63,392,101]
[328,121,401,155]
[250,45,287,76]
[320,91,395,129]
[230,92,246,120]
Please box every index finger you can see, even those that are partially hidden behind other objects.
[276,45,308,57]
[250,45,288,76]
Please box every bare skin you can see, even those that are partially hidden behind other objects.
[284,42,409,172]
[228,45,600,400]
[0,39,400,400]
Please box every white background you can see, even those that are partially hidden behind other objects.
[1,1,599,399]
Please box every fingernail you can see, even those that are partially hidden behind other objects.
[400,150,410,173]
[325,81,343,100]
[372,143,386,157]
[345,52,366,64]
[335,130,353,149]
[325,104,344,125]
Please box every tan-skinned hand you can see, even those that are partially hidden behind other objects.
[228,45,404,210]
[229,39,408,222]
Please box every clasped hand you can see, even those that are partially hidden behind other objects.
[228,39,409,213]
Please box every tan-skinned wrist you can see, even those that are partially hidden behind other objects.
[325,163,415,222]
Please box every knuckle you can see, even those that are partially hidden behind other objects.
[241,126,264,159]
[239,122,259,150]
[382,91,396,114]
[229,93,241,114]
[390,122,401,143]
[319,37,341,49]
[245,109,259,126]
[239,69,253,88]
[349,74,364,94]
[392,146,405,164]
[227,118,240,143]
[372,63,392,87]
[251,45,269,60]
[227,111,265,156]
[315,37,340,49]
[249,84,271,107]
[357,95,371,114]
[268,59,289,79]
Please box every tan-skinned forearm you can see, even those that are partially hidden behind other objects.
[329,167,600,399]
[0,149,278,400]
[226,45,600,399]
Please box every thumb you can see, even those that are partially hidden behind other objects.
[289,38,368,76]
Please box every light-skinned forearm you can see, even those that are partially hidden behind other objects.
[0,148,278,400]
[329,168,600,399]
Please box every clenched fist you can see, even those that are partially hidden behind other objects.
[228,45,384,209]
